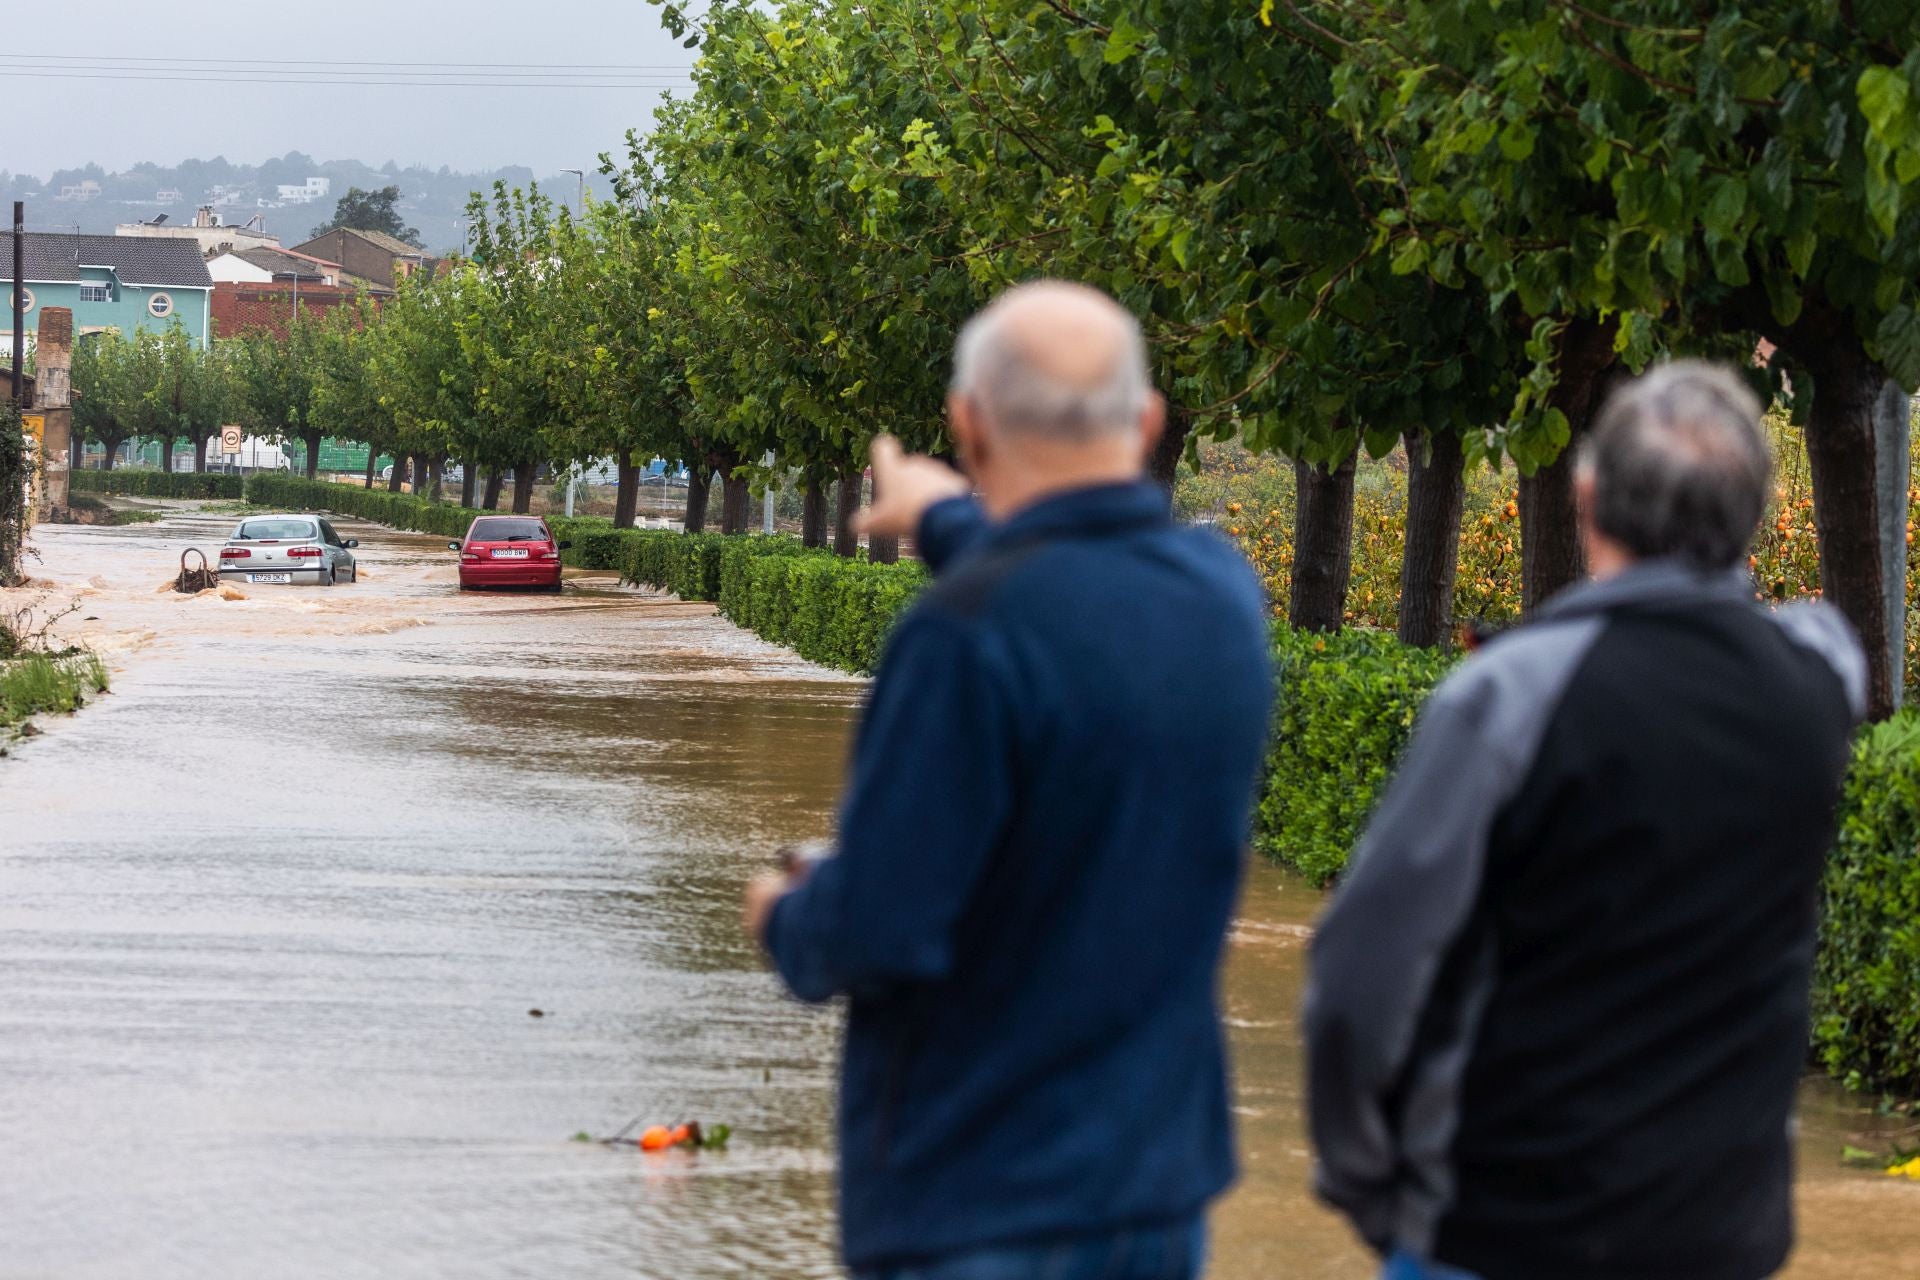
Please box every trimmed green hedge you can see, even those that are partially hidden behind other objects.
[716,540,927,674]
[617,530,731,601]
[1815,711,1920,1095]
[71,469,242,500]
[1256,628,1458,887]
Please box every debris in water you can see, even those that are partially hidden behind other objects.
[217,586,246,601]
[174,549,218,594]
[581,1119,732,1152]
[528,1008,545,1018]
[18,723,42,737]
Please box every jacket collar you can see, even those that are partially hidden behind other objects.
[1533,558,1754,623]
[987,480,1171,548]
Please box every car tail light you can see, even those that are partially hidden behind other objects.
[460,549,481,561]
[531,545,553,560]
[220,547,250,560]
[286,546,324,558]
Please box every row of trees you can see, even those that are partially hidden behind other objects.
[196,2,1920,716]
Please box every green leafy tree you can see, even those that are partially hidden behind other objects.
[1330,0,1920,714]
[313,185,421,245]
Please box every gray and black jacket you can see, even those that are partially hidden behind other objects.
[1303,560,1864,1280]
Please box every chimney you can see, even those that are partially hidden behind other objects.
[195,206,216,228]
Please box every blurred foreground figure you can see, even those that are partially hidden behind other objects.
[746,282,1272,1280]
[1305,362,1866,1280]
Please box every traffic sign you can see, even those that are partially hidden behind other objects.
[220,425,243,452]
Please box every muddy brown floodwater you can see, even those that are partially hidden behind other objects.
[2,504,1914,1279]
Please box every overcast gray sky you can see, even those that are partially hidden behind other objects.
[6,0,699,177]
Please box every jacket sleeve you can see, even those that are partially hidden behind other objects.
[916,495,989,575]
[1300,668,1523,1251]
[763,608,1012,1002]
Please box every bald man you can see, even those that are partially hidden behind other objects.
[745,282,1273,1280]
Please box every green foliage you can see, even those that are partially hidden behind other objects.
[313,185,420,245]
[1815,712,1920,1095]
[621,531,732,602]
[1,650,107,728]
[1255,627,1459,887]
[70,470,242,500]
[712,538,926,674]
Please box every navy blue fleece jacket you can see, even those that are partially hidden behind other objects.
[764,480,1273,1268]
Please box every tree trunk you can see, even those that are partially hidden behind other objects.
[1290,453,1357,632]
[683,467,712,533]
[614,450,640,528]
[511,462,534,514]
[387,456,405,492]
[101,436,121,471]
[483,467,503,510]
[303,429,322,481]
[867,458,899,564]
[196,432,211,473]
[459,461,477,507]
[833,462,861,557]
[1520,317,1617,611]
[158,435,176,475]
[720,471,751,534]
[427,453,446,503]
[801,472,828,548]
[1801,384,1893,717]
[1773,305,1906,721]
[1148,405,1195,490]
[364,449,377,490]
[1398,427,1467,648]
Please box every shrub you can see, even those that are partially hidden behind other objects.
[71,469,242,500]
[1814,711,1920,1095]
[557,522,631,571]
[621,531,731,601]
[715,535,820,626]
[1254,626,1459,887]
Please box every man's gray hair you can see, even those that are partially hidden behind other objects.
[950,282,1151,440]
[1580,360,1772,571]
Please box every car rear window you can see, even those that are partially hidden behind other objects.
[469,518,548,541]
[235,519,317,541]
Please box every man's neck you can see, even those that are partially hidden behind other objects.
[977,454,1145,522]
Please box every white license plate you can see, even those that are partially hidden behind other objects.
[247,573,292,584]
[492,548,529,559]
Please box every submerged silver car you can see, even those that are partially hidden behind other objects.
[217,514,359,586]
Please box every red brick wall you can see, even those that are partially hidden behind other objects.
[211,282,363,340]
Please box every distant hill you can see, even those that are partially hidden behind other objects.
[0,153,582,257]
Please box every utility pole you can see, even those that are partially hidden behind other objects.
[10,201,22,405]
[560,169,585,218]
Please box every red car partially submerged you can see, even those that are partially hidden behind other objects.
[450,516,568,592]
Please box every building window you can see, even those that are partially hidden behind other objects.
[147,292,174,319]
[8,285,32,313]
[79,284,111,303]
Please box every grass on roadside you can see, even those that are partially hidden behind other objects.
[0,650,109,730]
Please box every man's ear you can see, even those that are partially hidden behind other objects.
[1137,392,1167,462]
[948,392,986,477]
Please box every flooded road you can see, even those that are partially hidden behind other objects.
[3,505,1913,1278]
